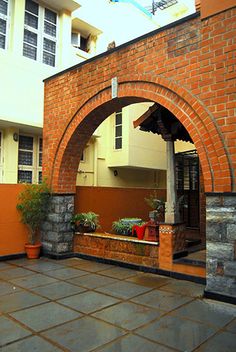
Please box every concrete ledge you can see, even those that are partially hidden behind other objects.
[76,232,159,246]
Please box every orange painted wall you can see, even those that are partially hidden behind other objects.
[0,184,27,256]
[75,186,166,233]
[201,0,236,18]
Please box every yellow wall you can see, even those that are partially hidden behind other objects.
[76,102,195,189]
[0,2,76,128]
[2,128,19,183]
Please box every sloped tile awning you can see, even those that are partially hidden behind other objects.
[133,103,192,143]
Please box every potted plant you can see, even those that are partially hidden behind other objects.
[145,191,165,222]
[71,211,100,233]
[112,218,144,236]
[16,181,51,259]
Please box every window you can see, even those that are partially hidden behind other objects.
[71,31,89,52]
[114,111,122,150]
[18,135,42,183]
[80,150,85,162]
[38,137,42,183]
[0,0,10,50]
[23,0,57,66]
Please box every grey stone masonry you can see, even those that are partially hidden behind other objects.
[41,194,74,255]
[206,193,236,299]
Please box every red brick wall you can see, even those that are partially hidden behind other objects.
[201,0,236,19]
[74,233,159,268]
[43,7,236,194]
[75,186,166,233]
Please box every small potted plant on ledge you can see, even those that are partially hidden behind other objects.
[71,211,100,233]
[16,181,51,259]
[112,218,144,236]
[145,191,165,223]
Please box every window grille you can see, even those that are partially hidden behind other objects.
[0,0,9,50]
[18,135,42,184]
[23,0,57,67]
[114,111,122,150]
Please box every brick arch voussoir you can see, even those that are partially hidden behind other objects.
[117,77,232,191]
[52,77,231,193]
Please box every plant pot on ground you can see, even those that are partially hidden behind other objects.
[17,181,51,259]
[71,212,100,233]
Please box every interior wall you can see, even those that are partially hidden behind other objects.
[0,184,27,256]
[75,186,166,233]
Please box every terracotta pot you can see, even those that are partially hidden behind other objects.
[25,243,41,259]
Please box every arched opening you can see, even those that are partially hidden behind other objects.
[42,77,234,300]
[44,78,231,195]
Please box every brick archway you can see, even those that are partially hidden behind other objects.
[44,75,232,194]
[43,7,236,300]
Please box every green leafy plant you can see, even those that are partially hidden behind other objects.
[112,218,144,236]
[16,181,51,245]
[71,211,100,232]
[145,191,165,213]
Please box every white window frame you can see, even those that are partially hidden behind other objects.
[0,0,10,50]
[23,0,58,67]
[37,136,42,183]
[114,110,122,150]
[18,134,42,184]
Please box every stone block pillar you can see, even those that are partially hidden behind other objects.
[205,193,236,300]
[41,194,74,256]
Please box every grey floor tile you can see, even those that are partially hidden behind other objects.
[194,331,236,352]
[0,267,34,280]
[96,334,175,352]
[0,316,31,347]
[92,301,164,330]
[42,316,126,352]
[96,281,152,299]
[74,261,114,272]
[159,279,204,298]
[225,318,236,334]
[0,335,63,352]
[136,315,217,351]
[31,281,86,300]
[10,302,81,331]
[0,262,16,271]
[98,267,138,279]
[6,258,39,266]
[126,273,171,288]
[24,261,65,272]
[0,281,21,296]
[0,290,48,313]
[131,289,193,312]
[9,273,58,289]
[67,273,119,289]
[58,291,120,314]
[54,258,85,266]
[172,299,236,328]
[45,267,89,279]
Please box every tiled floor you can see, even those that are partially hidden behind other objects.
[0,257,235,352]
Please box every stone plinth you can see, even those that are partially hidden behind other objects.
[41,194,74,255]
[205,193,236,299]
[74,232,159,268]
